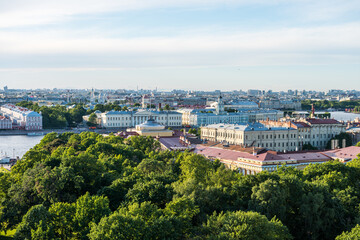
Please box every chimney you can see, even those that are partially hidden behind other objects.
[331,139,335,150]
[342,138,346,148]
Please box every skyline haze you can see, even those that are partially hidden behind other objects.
[0,0,359,90]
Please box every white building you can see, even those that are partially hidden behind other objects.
[178,94,283,127]
[0,116,12,129]
[300,118,346,149]
[178,108,282,127]
[259,99,301,110]
[99,110,182,128]
[0,104,42,130]
[210,100,259,110]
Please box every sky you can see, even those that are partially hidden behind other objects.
[0,0,359,91]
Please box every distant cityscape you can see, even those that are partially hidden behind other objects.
[1,86,360,159]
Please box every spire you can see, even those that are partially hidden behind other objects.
[216,91,225,114]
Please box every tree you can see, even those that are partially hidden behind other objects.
[302,143,317,150]
[164,104,171,111]
[336,224,360,239]
[202,210,292,240]
[126,179,173,207]
[72,193,111,239]
[88,113,97,126]
[13,204,53,240]
[326,133,352,149]
[89,202,186,240]
[250,179,288,221]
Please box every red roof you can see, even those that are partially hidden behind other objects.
[306,118,341,125]
[194,145,360,163]
[323,146,360,160]
[292,121,311,128]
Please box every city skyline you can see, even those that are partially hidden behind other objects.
[0,0,359,90]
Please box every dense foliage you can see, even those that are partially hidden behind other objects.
[16,101,131,129]
[326,133,353,149]
[301,99,360,111]
[16,101,88,128]
[1,132,360,239]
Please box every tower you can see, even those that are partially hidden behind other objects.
[90,88,95,103]
[216,92,225,114]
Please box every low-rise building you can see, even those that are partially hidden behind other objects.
[194,144,360,175]
[94,110,182,128]
[201,122,300,152]
[0,116,12,129]
[347,127,360,145]
[259,99,301,110]
[128,117,173,137]
[0,104,42,130]
[200,118,346,152]
[178,95,283,127]
[298,118,346,149]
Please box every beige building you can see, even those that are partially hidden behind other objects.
[129,118,173,137]
[201,118,346,152]
[201,123,299,152]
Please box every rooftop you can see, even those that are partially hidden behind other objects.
[306,118,342,125]
[204,122,295,131]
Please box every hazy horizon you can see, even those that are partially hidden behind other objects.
[0,0,359,90]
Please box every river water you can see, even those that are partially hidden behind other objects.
[294,111,360,121]
[330,112,360,122]
[0,135,43,158]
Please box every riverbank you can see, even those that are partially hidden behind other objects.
[0,128,112,136]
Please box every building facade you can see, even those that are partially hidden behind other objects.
[301,118,346,149]
[201,123,300,152]
[201,118,346,152]
[0,104,42,130]
[178,95,283,127]
[99,110,182,128]
[0,116,12,129]
[259,99,301,110]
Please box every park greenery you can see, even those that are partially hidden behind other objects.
[15,102,130,129]
[16,101,177,129]
[0,133,360,239]
[16,101,88,129]
[301,99,360,111]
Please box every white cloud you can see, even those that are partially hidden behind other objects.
[0,22,359,69]
[0,0,256,28]
[0,0,359,28]
[0,23,359,54]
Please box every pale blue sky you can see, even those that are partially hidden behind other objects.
[0,0,359,91]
